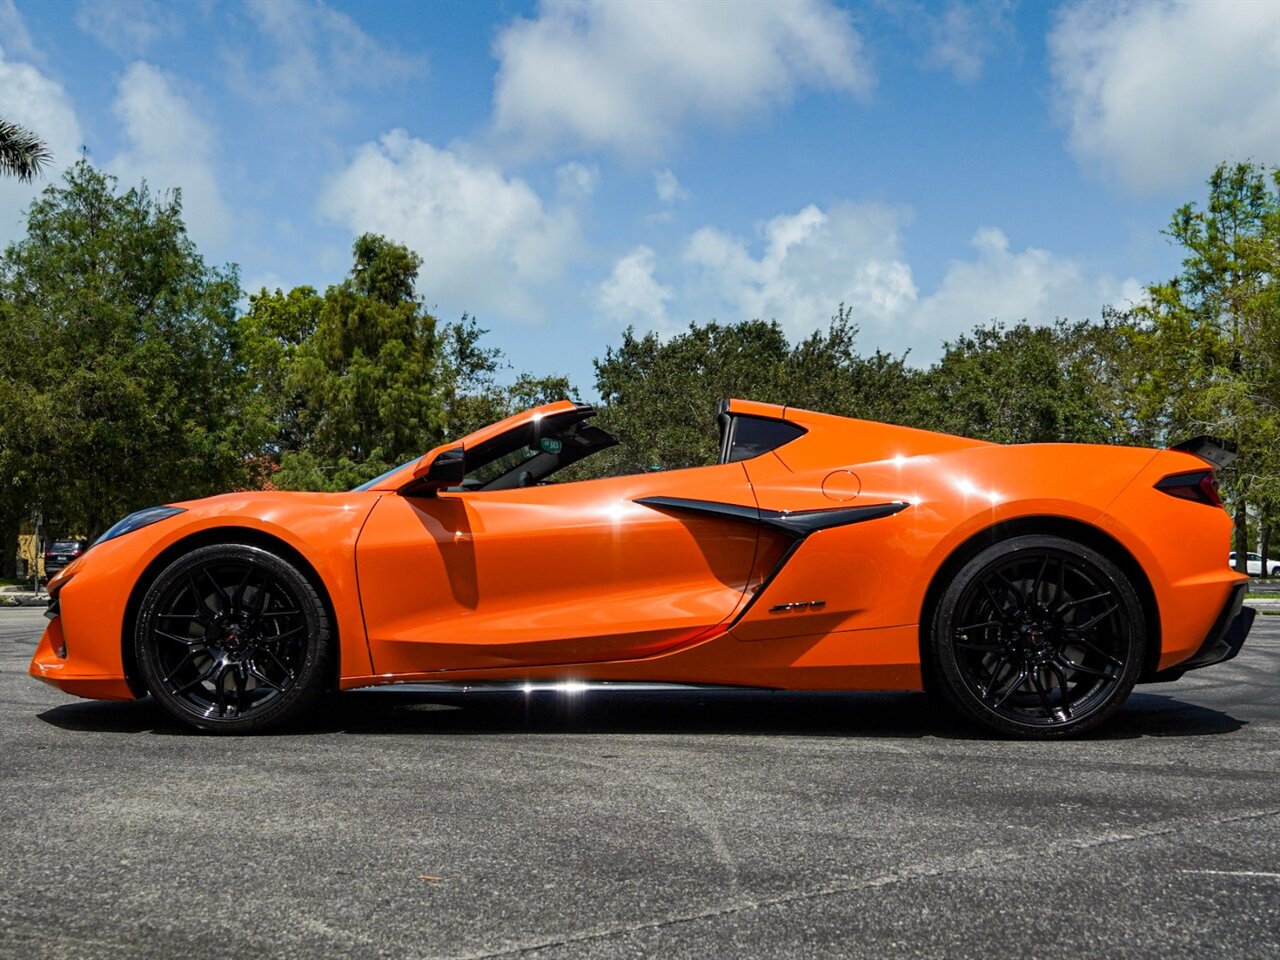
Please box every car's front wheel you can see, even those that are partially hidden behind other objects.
[135,543,332,733]
[929,535,1144,739]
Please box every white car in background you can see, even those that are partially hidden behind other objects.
[1228,551,1280,576]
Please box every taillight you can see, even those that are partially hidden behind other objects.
[1155,471,1223,508]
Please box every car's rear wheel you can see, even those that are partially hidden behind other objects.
[929,535,1144,739]
[135,544,331,733]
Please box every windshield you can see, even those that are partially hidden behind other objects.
[352,458,417,492]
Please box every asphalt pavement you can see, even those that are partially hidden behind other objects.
[2,605,1277,960]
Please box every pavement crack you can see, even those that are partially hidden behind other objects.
[445,806,1280,960]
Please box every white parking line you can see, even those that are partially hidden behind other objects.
[1180,869,1280,879]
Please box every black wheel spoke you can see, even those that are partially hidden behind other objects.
[1057,656,1114,679]
[260,646,296,681]
[982,656,1010,699]
[147,555,312,724]
[1069,602,1119,634]
[173,660,220,696]
[161,649,200,686]
[948,545,1136,731]
[154,628,204,646]
[1030,554,1049,601]
[992,571,1025,613]
[1072,636,1124,666]
[989,670,1026,710]
[956,619,1003,633]
[1056,590,1112,613]
[232,665,249,714]
[232,566,256,612]
[1031,672,1054,717]
[980,580,1010,621]
[187,574,221,620]
[201,567,231,609]
[247,661,283,693]
[213,664,229,716]
[1049,664,1072,719]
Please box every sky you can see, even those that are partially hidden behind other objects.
[1,0,1277,396]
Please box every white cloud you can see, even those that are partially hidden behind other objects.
[227,0,420,113]
[320,130,579,320]
[109,62,231,249]
[922,1,1014,83]
[654,169,688,205]
[75,0,182,57]
[596,246,672,330]
[0,43,84,243]
[555,160,599,201]
[0,0,39,62]
[683,202,917,338]
[607,203,1139,364]
[908,227,1143,357]
[1049,0,1280,191]
[492,0,873,157]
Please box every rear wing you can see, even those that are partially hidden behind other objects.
[1169,435,1237,470]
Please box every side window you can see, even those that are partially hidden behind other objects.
[720,415,806,463]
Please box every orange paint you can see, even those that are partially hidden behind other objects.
[30,400,1246,705]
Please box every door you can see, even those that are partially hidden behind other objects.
[356,463,762,675]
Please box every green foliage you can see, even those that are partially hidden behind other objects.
[590,308,919,474]
[439,315,576,439]
[0,118,52,182]
[241,244,579,492]
[914,319,1130,445]
[1131,162,1280,563]
[0,160,251,537]
[243,235,446,491]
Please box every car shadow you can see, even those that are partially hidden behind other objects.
[36,688,1244,740]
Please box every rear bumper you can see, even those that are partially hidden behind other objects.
[1150,582,1256,682]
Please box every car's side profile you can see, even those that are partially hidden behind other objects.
[30,399,1254,739]
[1228,551,1280,577]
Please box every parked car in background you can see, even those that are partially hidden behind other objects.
[1228,551,1280,576]
[43,539,88,578]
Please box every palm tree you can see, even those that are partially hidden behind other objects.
[0,118,52,182]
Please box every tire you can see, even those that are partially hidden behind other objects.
[135,543,332,733]
[928,534,1144,739]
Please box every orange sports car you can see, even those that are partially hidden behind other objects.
[30,399,1255,738]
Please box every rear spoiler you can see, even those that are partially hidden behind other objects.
[1169,435,1237,470]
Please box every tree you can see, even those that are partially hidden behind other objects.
[1133,163,1280,572]
[591,309,920,475]
[914,319,1130,445]
[439,314,575,438]
[251,234,448,491]
[240,240,581,492]
[0,118,51,182]
[0,161,251,552]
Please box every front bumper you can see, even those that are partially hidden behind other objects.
[1150,582,1256,682]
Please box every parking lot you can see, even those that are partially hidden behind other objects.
[2,606,1277,959]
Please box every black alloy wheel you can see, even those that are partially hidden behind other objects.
[135,544,331,732]
[930,534,1144,739]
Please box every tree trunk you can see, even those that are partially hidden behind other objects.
[1262,517,1273,580]
[0,511,19,579]
[1234,501,1249,574]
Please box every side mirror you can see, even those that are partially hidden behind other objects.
[403,442,465,497]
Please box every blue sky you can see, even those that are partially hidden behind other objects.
[2,0,1277,396]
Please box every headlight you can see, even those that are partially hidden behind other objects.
[93,506,186,546]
